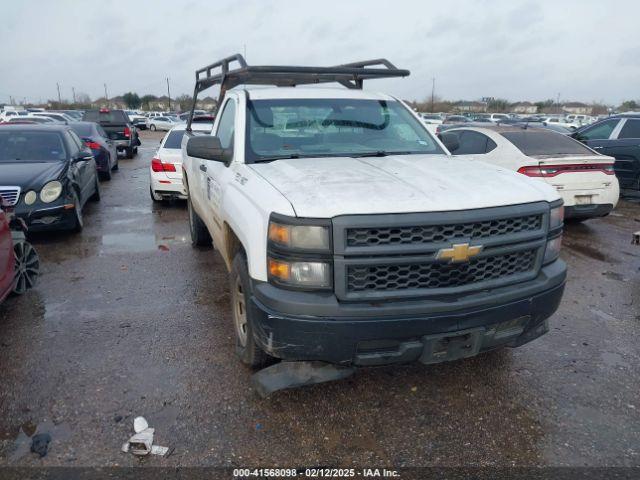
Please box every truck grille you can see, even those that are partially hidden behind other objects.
[347,249,537,293]
[346,214,542,247]
[0,186,21,207]
[333,203,549,301]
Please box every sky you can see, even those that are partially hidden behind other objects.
[1,0,639,105]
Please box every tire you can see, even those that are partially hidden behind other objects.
[90,175,101,202]
[99,168,112,181]
[150,186,162,202]
[125,147,133,159]
[230,252,272,368]
[71,191,84,233]
[150,124,156,131]
[133,147,138,156]
[188,195,211,246]
[12,238,39,295]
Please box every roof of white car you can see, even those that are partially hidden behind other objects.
[241,86,396,101]
[169,123,212,132]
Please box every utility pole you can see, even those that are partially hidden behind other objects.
[104,83,109,104]
[431,77,435,113]
[166,77,172,112]
[72,87,76,104]
[556,92,560,112]
[56,82,62,104]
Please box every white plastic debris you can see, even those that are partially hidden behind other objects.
[133,416,149,433]
[121,417,170,457]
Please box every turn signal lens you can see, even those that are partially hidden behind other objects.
[549,205,564,230]
[268,223,291,245]
[268,258,291,282]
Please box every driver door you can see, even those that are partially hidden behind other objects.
[200,98,237,245]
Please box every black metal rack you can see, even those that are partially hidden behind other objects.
[186,54,410,130]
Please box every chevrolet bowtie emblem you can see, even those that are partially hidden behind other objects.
[436,243,483,263]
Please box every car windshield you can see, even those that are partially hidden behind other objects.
[501,130,593,156]
[245,98,443,162]
[163,130,185,149]
[70,123,94,136]
[83,110,128,124]
[0,130,67,162]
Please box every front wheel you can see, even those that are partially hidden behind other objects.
[71,192,84,232]
[230,253,273,368]
[12,237,39,295]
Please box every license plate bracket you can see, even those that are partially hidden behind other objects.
[419,328,483,364]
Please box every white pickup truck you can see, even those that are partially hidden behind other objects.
[181,56,567,369]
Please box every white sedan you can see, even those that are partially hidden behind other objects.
[439,125,619,221]
[149,123,212,202]
[148,116,181,131]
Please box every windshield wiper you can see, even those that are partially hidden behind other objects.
[350,150,418,158]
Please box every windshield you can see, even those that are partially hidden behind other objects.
[83,110,129,124]
[245,98,443,162]
[501,130,593,156]
[0,130,67,162]
[70,123,94,137]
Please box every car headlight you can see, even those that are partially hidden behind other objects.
[40,181,63,203]
[543,234,562,264]
[268,257,331,288]
[268,218,330,251]
[24,190,37,205]
[549,204,564,230]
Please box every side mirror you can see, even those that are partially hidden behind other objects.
[73,151,93,163]
[186,135,228,162]
[439,132,460,153]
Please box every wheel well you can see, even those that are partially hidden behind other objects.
[223,223,244,270]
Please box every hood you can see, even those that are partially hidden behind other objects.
[0,161,66,191]
[249,155,559,217]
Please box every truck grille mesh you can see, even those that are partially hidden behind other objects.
[346,214,542,247]
[346,249,537,293]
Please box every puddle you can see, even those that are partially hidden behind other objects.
[563,240,610,263]
[100,233,189,254]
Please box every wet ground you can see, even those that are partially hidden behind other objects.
[0,130,639,468]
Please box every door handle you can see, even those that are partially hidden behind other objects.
[592,146,604,150]
[199,164,207,172]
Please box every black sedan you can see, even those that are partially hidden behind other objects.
[0,125,100,232]
[69,121,118,180]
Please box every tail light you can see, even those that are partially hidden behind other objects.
[84,139,101,150]
[518,163,615,178]
[151,157,176,172]
[99,108,109,113]
[123,127,131,138]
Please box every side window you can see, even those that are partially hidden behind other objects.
[66,132,81,156]
[486,137,497,153]
[216,99,236,149]
[456,131,492,155]
[618,119,640,139]
[97,126,108,138]
[579,119,619,140]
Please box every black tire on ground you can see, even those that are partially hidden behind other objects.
[99,168,112,181]
[90,175,101,202]
[188,195,211,246]
[12,238,39,295]
[71,192,84,233]
[125,147,133,159]
[133,147,138,156]
[230,252,273,368]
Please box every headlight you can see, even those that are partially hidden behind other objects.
[268,257,331,288]
[543,235,562,264]
[268,220,330,251]
[24,191,37,205]
[40,181,63,203]
[549,204,564,230]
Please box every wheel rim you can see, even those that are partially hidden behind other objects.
[13,241,39,294]
[231,276,248,347]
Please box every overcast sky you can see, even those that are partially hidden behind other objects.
[1,0,638,105]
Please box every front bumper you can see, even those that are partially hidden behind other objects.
[249,260,566,366]
[14,199,77,232]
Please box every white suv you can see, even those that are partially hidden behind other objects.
[181,56,567,370]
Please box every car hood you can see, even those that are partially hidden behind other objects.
[249,154,559,217]
[0,161,66,191]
